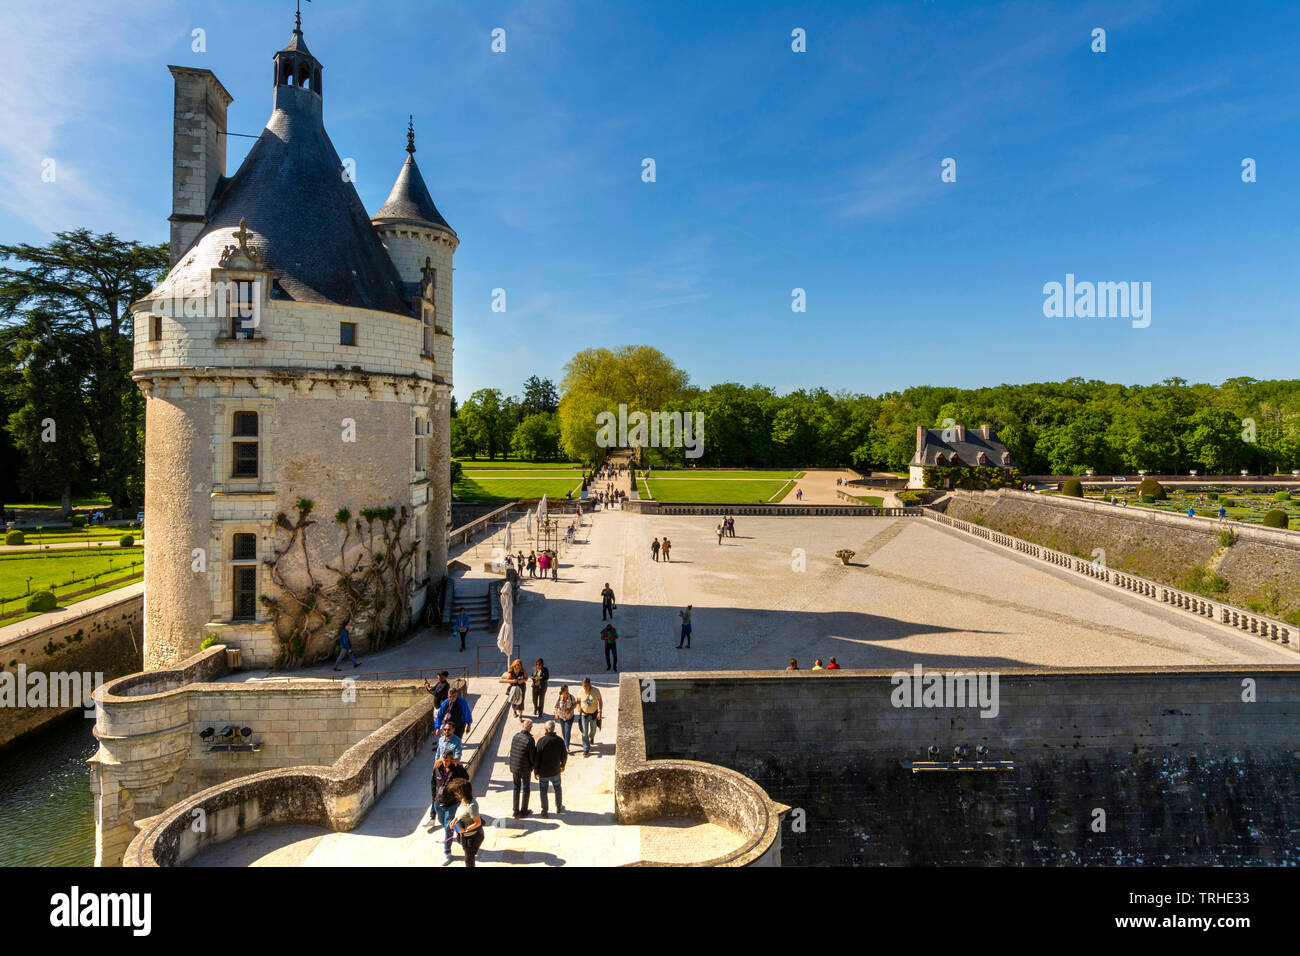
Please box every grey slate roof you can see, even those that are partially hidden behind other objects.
[911,427,1013,468]
[372,153,455,235]
[151,83,411,316]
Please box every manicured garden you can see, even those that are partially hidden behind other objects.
[0,548,145,622]
[1070,485,1300,527]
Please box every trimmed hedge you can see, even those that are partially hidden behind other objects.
[1061,478,1083,497]
[26,590,58,613]
[1274,491,1292,502]
[1137,477,1167,500]
[5,531,23,545]
[119,534,135,547]
[1262,509,1289,529]
[69,515,86,528]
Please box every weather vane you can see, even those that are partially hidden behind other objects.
[296,0,310,32]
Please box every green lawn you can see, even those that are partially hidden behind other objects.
[463,471,587,480]
[4,494,114,511]
[455,459,582,470]
[453,476,583,503]
[643,478,793,503]
[639,469,800,481]
[0,550,144,619]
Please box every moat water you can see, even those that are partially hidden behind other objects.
[0,716,96,866]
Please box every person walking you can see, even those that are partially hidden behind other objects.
[434,686,474,739]
[537,551,549,578]
[550,551,559,581]
[553,684,577,752]
[528,550,537,577]
[535,719,568,817]
[333,619,360,670]
[530,657,550,718]
[448,778,484,866]
[433,720,462,760]
[677,605,692,649]
[424,671,451,710]
[601,622,619,671]
[578,678,603,757]
[506,660,528,720]
[727,516,736,537]
[796,488,803,501]
[661,537,671,562]
[431,751,469,865]
[509,719,538,818]
[601,582,616,620]
[716,523,724,545]
[455,607,470,652]
[651,537,661,561]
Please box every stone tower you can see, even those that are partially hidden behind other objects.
[132,17,452,670]
[371,118,457,582]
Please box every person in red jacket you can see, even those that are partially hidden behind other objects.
[826,657,841,670]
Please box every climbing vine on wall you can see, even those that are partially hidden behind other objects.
[261,498,419,668]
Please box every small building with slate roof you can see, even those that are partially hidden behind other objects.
[908,424,1014,488]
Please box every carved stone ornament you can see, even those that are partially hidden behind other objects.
[219,218,266,269]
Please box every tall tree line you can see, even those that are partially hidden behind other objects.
[452,375,563,461]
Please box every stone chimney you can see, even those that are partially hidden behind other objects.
[954,424,966,443]
[167,66,233,265]
[980,423,991,440]
[916,424,926,454]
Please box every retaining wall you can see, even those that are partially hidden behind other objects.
[632,668,1300,866]
[0,591,143,750]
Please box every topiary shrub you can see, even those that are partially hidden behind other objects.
[1061,478,1083,498]
[26,590,57,613]
[1206,491,1219,501]
[69,515,86,528]
[1274,491,1292,502]
[5,530,23,545]
[1138,477,1167,500]
[1262,509,1289,529]
[119,534,134,547]
[1220,497,1236,509]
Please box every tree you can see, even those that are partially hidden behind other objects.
[511,412,561,460]
[521,376,559,415]
[0,230,168,509]
[559,345,691,462]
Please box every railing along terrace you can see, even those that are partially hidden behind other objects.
[924,509,1294,650]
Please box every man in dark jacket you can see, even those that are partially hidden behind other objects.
[535,720,568,817]
[424,672,451,709]
[431,751,470,865]
[509,719,538,818]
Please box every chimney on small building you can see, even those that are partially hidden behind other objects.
[980,423,991,440]
[954,424,966,443]
[916,424,926,454]
[167,66,233,265]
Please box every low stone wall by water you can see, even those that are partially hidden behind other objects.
[0,591,143,750]
[91,646,431,866]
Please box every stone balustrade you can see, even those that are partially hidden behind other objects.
[925,509,1294,650]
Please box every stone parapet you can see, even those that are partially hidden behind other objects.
[615,673,788,866]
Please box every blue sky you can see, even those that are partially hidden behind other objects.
[2,0,1298,401]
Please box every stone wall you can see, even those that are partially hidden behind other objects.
[91,646,434,866]
[942,489,1300,622]
[634,668,1300,866]
[0,592,143,750]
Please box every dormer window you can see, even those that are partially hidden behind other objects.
[230,280,256,339]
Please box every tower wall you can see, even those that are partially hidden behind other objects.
[135,296,436,669]
[374,225,456,579]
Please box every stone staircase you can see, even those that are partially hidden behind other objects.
[452,591,492,632]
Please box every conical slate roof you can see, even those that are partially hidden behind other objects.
[150,79,410,315]
[373,153,455,235]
